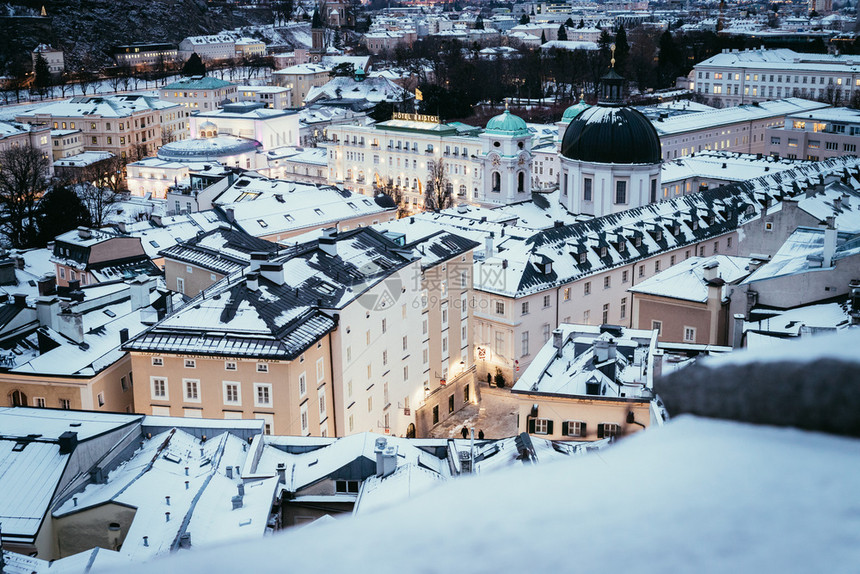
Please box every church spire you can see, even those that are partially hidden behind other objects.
[598,43,626,106]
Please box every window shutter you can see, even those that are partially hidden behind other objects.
[546,420,553,435]
[561,421,569,436]
[580,422,587,437]
[597,423,604,438]
[528,419,536,434]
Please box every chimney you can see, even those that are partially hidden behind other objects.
[225,208,235,224]
[249,252,268,273]
[226,466,233,479]
[179,533,192,549]
[276,463,286,484]
[232,495,243,510]
[552,328,563,357]
[822,218,837,268]
[130,276,152,311]
[14,256,24,271]
[237,483,245,497]
[702,260,719,282]
[485,234,494,258]
[374,437,398,478]
[13,293,27,307]
[58,431,78,454]
[0,258,15,285]
[318,227,338,257]
[732,314,745,349]
[56,309,84,343]
[119,328,129,344]
[77,226,92,240]
[260,262,285,285]
[151,215,163,227]
[246,272,259,291]
[37,273,56,296]
[107,523,121,550]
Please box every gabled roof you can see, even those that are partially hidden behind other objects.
[159,225,281,275]
[126,228,416,359]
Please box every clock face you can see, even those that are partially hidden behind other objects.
[518,152,529,166]
[490,153,501,166]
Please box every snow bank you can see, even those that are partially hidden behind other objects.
[105,416,860,574]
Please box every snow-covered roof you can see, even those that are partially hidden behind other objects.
[15,95,179,120]
[742,227,860,284]
[744,301,852,339]
[53,151,113,168]
[512,324,657,397]
[540,40,599,51]
[660,151,801,186]
[652,98,830,136]
[213,173,393,238]
[163,77,235,91]
[125,227,413,360]
[52,428,278,561]
[389,157,860,298]
[116,211,226,260]
[114,413,860,574]
[1,278,174,377]
[696,48,860,73]
[628,255,752,303]
[159,225,281,276]
[0,248,55,301]
[305,76,410,106]
[0,408,141,541]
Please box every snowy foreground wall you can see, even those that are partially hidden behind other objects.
[108,332,860,574]
[656,330,860,438]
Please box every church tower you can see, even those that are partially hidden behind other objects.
[479,104,533,206]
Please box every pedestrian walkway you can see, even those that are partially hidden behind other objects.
[427,384,519,439]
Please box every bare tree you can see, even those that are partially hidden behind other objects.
[78,183,123,228]
[423,159,454,211]
[0,144,50,247]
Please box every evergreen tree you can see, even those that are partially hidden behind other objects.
[558,25,568,41]
[614,25,630,73]
[475,14,484,30]
[657,31,683,87]
[565,17,575,27]
[36,183,90,246]
[181,53,206,76]
[541,30,547,44]
[519,14,530,25]
[33,53,52,97]
[578,18,585,28]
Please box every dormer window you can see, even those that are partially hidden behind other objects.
[599,246,607,258]
[578,252,587,264]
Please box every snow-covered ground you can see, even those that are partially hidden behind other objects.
[111,414,860,573]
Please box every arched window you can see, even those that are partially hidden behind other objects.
[517,171,525,192]
[459,184,466,196]
[492,172,501,192]
[10,389,27,407]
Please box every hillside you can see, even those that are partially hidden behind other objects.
[1,0,274,68]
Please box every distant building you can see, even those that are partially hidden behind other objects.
[31,44,63,74]
[765,107,860,161]
[16,95,188,160]
[161,76,238,112]
[113,43,178,68]
[691,48,859,107]
[49,128,83,160]
[272,63,333,107]
[178,34,236,61]
[237,85,292,109]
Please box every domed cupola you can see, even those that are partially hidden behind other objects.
[561,94,591,124]
[557,49,662,218]
[560,106,661,164]
[485,108,530,137]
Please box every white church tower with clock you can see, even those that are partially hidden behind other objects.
[478,104,533,206]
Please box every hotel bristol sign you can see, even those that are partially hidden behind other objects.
[392,112,440,123]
